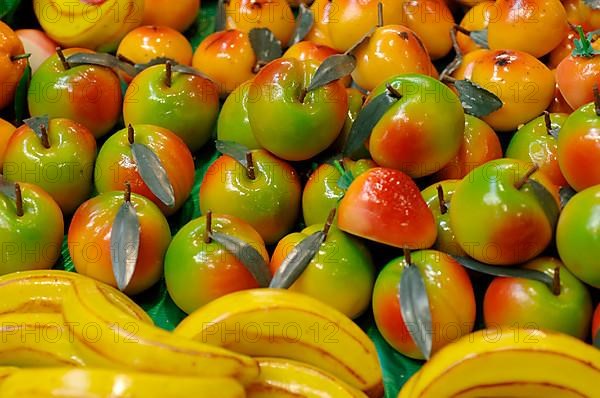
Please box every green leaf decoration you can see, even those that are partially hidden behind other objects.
[66,52,137,77]
[559,186,577,209]
[288,3,314,47]
[521,179,560,228]
[399,264,433,360]
[215,0,227,32]
[343,90,399,157]
[584,0,600,11]
[215,140,250,169]
[572,25,600,57]
[452,255,555,292]
[345,27,375,56]
[131,143,176,208]
[334,160,354,191]
[172,64,214,82]
[0,0,21,21]
[453,79,503,117]
[306,54,356,93]
[23,115,49,141]
[0,175,16,200]
[110,201,140,292]
[470,28,489,49]
[249,28,283,68]
[210,231,271,287]
[13,61,31,124]
[134,57,179,74]
[269,231,325,289]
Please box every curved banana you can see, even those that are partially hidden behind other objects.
[0,270,152,324]
[62,278,259,384]
[0,313,84,367]
[174,289,383,397]
[398,328,600,398]
[247,357,367,398]
[0,369,245,398]
[33,0,143,51]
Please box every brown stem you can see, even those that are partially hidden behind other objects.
[40,125,50,149]
[298,88,308,104]
[56,47,71,70]
[386,83,402,99]
[543,111,553,135]
[515,164,539,190]
[453,24,471,36]
[124,181,132,203]
[15,183,23,217]
[10,53,31,62]
[552,266,561,296]
[117,53,135,65]
[165,61,173,88]
[437,185,448,215]
[246,152,256,180]
[440,27,463,81]
[204,210,212,244]
[594,84,600,117]
[323,208,336,238]
[127,124,135,145]
[403,248,412,266]
[377,1,384,27]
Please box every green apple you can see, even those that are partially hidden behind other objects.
[3,118,97,215]
[216,79,262,150]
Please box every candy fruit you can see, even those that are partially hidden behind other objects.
[456,1,494,54]
[165,213,269,314]
[556,92,600,191]
[373,250,476,359]
[366,74,464,178]
[484,257,592,339]
[200,149,301,244]
[68,188,171,295]
[142,0,200,32]
[15,29,55,73]
[28,48,122,138]
[302,158,376,226]
[117,25,193,66]
[3,118,97,215]
[224,0,295,45]
[338,167,437,249]
[304,0,335,47]
[0,181,64,275]
[0,118,16,170]
[216,80,261,149]
[0,21,28,110]
[270,224,375,318]
[123,62,219,152]
[556,185,600,288]
[450,158,559,265]
[94,125,195,216]
[247,58,347,161]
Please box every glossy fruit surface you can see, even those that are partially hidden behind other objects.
[165,213,269,314]
[399,0,454,60]
[14,29,55,73]
[216,80,261,149]
[69,191,171,295]
[270,224,375,319]
[224,0,295,45]
[556,37,600,110]
[373,250,476,359]
[456,1,493,54]
[0,22,28,110]
[117,25,193,65]
[484,257,592,340]
[0,118,16,170]
[556,185,600,288]
[141,0,200,32]
[338,167,437,249]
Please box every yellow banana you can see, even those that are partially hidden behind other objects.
[62,278,259,384]
[0,270,152,324]
[174,289,383,397]
[0,369,245,398]
[33,0,143,51]
[398,328,600,398]
[0,313,84,367]
[247,357,367,398]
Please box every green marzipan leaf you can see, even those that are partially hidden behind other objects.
[0,0,21,20]
[343,91,399,157]
[470,28,489,49]
[451,255,555,292]
[521,179,560,228]
[110,201,140,292]
[306,54,356,93]
[215,140,249,169]
[210,231,271,287]
[249,28,283,66]
[66,52,137,77]
[584,0,600,11]
[399,265,433,360]
[131,143,175,208]
[14,62,31,124]
[0,175,15,200]
[215,0,227,32]
[269,231,325,289]
[23,115,49,142]
[288,3,314,47]
[559,186,577,209]
[454,79,503,118]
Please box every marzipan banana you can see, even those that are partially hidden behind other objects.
[0,313,84,367]
[174,289,384,397]
[62,278,260,384]
[33,0,143,51]
[0,368,245,398]
[0,270,152,324]
[247,357,368,398]
[398,328,600,398]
